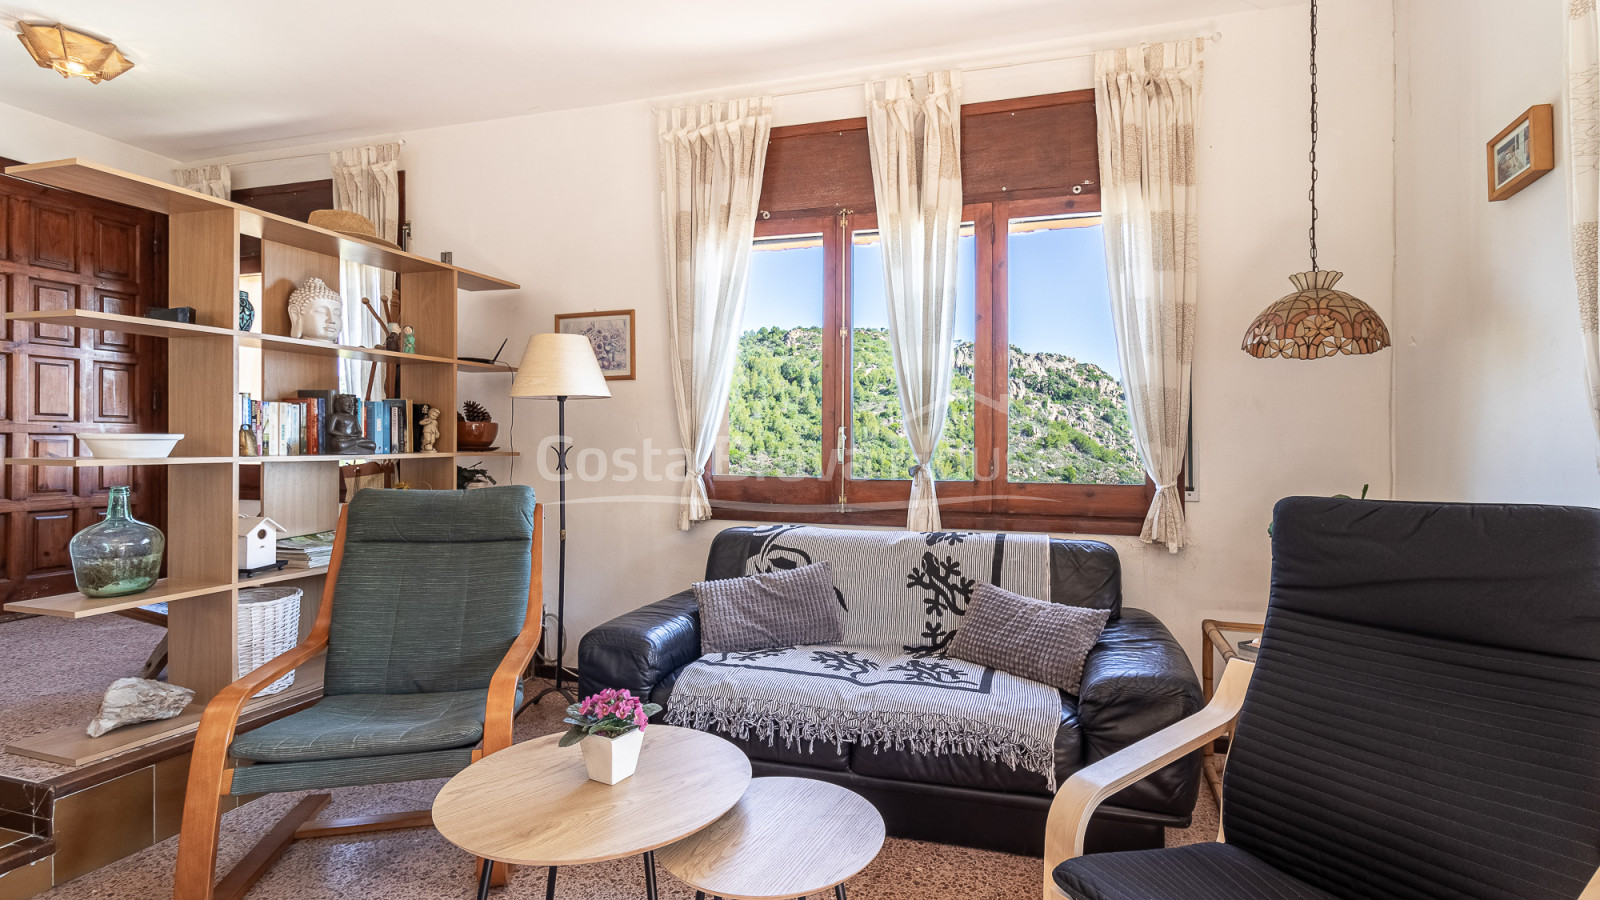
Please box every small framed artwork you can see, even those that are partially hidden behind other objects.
[555,309,636,380]
[1487,104,1554,201]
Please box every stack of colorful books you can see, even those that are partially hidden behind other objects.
[239,391,427,456]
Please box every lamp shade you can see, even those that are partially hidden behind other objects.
[510,333,612,399]
[16,22,133,84]
[1241,270,1391,359]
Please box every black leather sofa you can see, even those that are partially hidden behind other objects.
[578,526,1204,856]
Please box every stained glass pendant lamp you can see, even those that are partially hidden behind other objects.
[1241,0,1390,359]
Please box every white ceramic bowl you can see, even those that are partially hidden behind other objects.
[79,433,185,459]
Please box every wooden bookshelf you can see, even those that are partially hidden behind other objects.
[1,159,520,765]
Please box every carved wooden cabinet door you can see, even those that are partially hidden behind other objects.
[0,171,165,605]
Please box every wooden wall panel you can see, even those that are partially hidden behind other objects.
[92,216,140,282]
[26,281,76,347]
[26,202,77,272]
[0,171,164,603]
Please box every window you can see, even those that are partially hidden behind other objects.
[707,92,1156,534]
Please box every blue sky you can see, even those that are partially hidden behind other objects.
[742,221,1121,377]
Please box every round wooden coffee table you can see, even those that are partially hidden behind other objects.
[433,725,752,900]
[655,777,885,900]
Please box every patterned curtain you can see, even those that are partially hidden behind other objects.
[174,164,229,199]
[330,143,400,399]
[1570,1,1600,465]
[1094,41,1204,553]
[864,71,964,532]
[659,97,773,530]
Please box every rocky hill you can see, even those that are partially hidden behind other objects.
[725,326,1143,485]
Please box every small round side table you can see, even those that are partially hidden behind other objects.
[1201,619,1263,801]
[655,777,885,900]
[433,725,752,900]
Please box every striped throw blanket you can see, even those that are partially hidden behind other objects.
[667,526,1064,789]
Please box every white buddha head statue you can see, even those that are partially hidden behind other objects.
[288,277,343,342]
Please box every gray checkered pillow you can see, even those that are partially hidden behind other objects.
[694,561,842,654]
[947,582,1110,694]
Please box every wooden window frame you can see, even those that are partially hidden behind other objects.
[706,91,1158,536]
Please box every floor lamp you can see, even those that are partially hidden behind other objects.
[511,333,611,704]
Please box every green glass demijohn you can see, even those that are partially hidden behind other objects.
[69,485,164,597]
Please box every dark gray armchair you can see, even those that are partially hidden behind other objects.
[1045,497,1600,900]
[174,486,542,900]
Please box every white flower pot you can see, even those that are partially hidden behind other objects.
[581,728,644,785]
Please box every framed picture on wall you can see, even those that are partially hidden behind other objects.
[555,309,636,381]
[1487,104,1554,201]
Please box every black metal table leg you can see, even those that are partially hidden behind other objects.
[476,859,494,900]
[643,851,659,900]
[836,884,848,900]
[546,865,558,900]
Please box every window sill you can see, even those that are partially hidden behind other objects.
[708,499,1145,537]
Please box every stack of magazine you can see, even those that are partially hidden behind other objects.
[277,531,335,570]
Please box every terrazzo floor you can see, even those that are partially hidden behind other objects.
[0,614,165,782]
[29,684,1221,900]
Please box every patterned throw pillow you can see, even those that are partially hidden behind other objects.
[694,562,843,654]
[946,582,1110,694]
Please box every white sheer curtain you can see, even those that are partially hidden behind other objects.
[659,97,773,530]
[174,165,229,199]
[1095,41,1204,553]
[1570,2,1600,465]
[864,71,964,532]
[330,143,400,398]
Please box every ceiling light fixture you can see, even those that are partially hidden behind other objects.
[1241,0,1389,360]
[16,22,133,84]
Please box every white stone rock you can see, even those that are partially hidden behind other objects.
[86,677,195,738]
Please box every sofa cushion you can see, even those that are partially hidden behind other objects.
[947,582,1109,693]
[694,561,841,653]
[849,693,1083,794]
[229,690,491,763]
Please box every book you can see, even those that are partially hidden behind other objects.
[382,399,406,454]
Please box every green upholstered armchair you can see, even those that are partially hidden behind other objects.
[174,486,542,900]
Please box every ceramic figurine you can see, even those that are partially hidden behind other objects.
[402,325,416,354]
[287,277,344,342]
[238,290,255,331]
[420,405,441,452]
[326,393,376,455]
[385,322,402,352]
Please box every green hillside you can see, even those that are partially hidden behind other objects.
[725,326,1144,485]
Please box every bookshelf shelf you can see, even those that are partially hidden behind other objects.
[5,578,228,619]
[4,309,236,339]
[457,360,517,374]
[3,456,235,468]
[0,158,520,761]
[243,332,463,367]
[242,452,456,464]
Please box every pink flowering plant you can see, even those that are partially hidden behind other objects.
[559,688,662,747]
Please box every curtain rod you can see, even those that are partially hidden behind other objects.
[220,139,408,169]
[654,31,1221,111]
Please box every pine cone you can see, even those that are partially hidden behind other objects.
[461,400,492,423]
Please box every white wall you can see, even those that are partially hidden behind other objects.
[1393,0,1600,507]
[0,99,178,178]
[193,1,1398,665]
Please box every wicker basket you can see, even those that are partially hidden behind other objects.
[238,587,303,696]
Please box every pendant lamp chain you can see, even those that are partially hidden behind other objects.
[1308,0,1319,273]
[1239,0,1392,359]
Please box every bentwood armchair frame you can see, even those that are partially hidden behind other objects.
[173,501,543,900]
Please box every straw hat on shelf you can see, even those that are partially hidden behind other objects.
[307,210,402,251]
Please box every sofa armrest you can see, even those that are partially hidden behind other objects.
[577,589,701,702]
[1073,607,1205,818]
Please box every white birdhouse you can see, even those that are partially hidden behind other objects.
[238,516,285,571]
